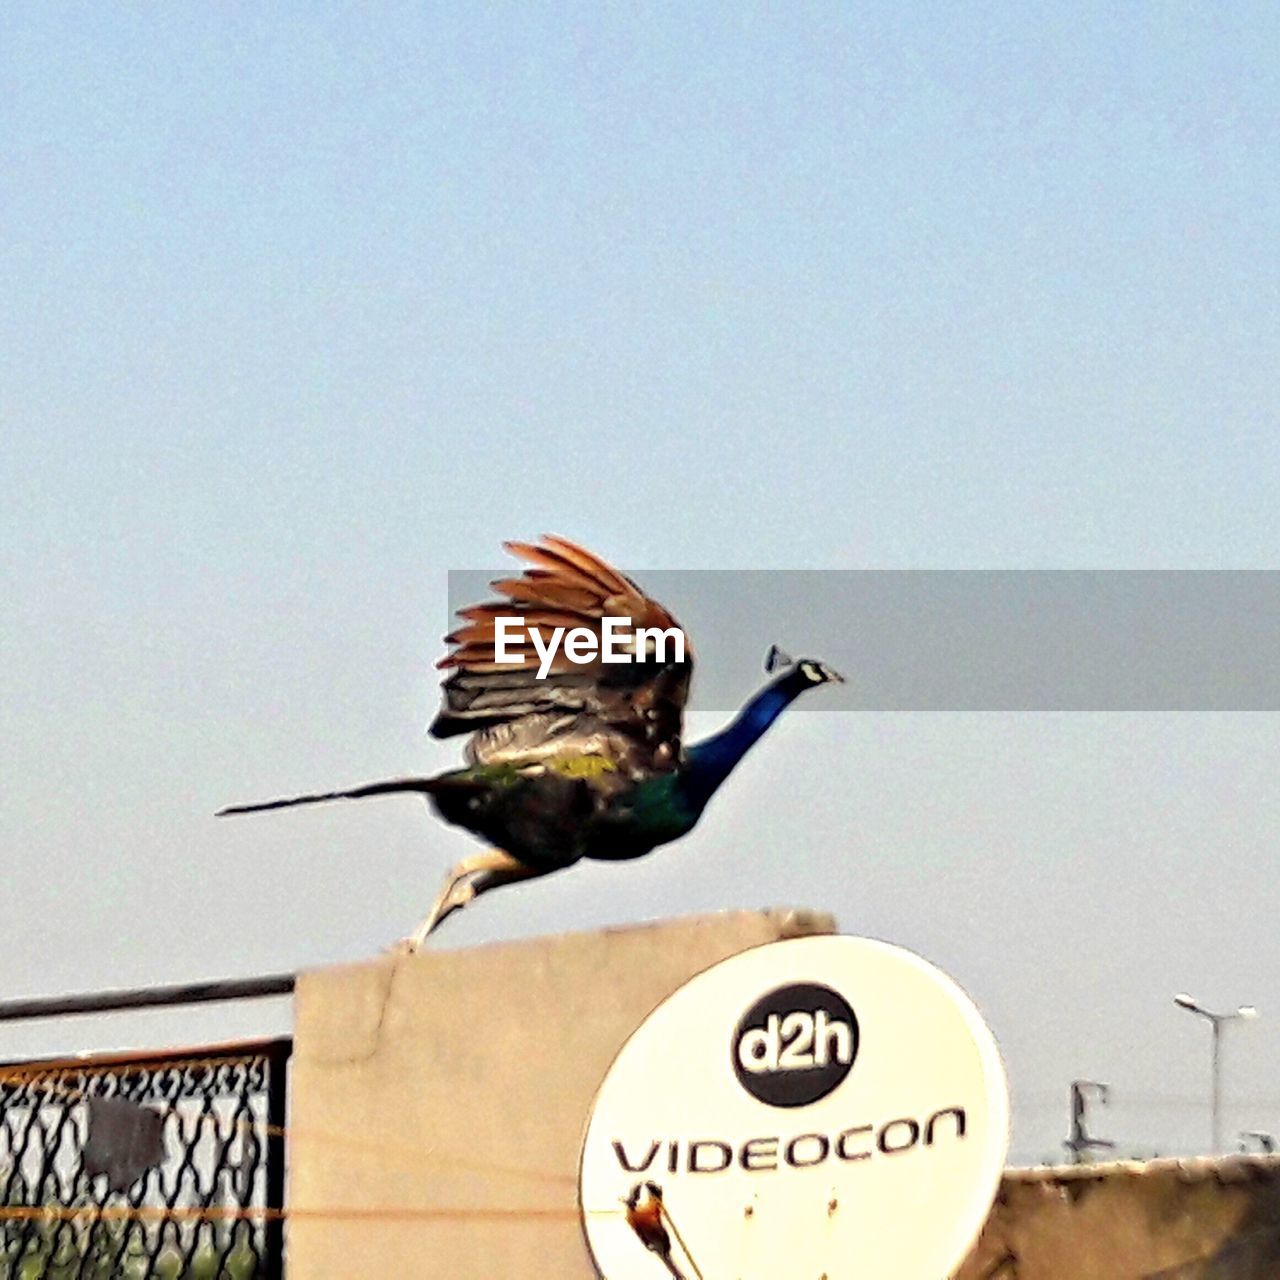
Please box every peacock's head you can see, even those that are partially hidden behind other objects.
[764,644,844,686]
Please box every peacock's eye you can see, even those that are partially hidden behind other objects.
[800,661,820,681]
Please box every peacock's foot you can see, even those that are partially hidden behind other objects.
[398,849,544,951]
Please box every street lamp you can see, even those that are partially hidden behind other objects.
[1173,993,1258,1153]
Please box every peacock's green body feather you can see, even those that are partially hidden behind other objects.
[421,657,831,870]
[423,755,696,867]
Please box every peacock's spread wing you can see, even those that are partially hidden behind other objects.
[432,536,693,773]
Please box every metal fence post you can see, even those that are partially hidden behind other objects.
[265,1039,291,1278]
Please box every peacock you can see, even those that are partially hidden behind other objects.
[218,536,842,946]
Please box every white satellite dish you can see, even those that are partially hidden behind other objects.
[579,935,1008,1279]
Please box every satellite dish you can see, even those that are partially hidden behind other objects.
[579,935,1008,1280]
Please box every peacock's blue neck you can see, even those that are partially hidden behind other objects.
[682,671,806,810]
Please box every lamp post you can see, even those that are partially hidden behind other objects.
[1173,993,1258,1154]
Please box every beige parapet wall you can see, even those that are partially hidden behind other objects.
[287,908,836,1279]
[289,914,1280,1279]
[955,1156,1280,1280]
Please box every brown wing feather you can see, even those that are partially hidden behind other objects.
[500,541,606,595]
[537,534,638,596]
[431,535,693,770]
[489,577,601,612]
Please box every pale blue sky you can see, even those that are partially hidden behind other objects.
[3,3,1279,1163]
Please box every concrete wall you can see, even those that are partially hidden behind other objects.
[288,917,1280,1279]
[956,1157,1280,1280]
[286,908,834,1279]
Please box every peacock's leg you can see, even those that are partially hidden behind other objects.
[403,849,542,949]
